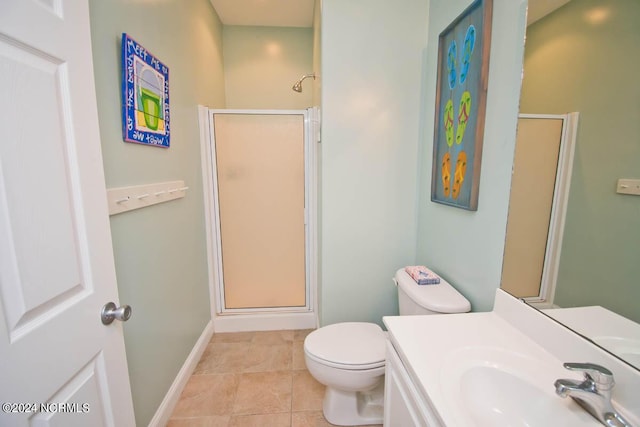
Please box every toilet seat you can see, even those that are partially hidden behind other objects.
[304,322,386,370]
[305,350,385,370]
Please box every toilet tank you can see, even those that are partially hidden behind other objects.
[394,269,470,315]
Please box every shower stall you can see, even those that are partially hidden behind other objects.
[198,107,319,332]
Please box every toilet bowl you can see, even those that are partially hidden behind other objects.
[304,322,386,426]
[304,268,470,426]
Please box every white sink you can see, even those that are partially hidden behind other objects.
[461,366,593,426]
[440,346,598,426]
[384,291,640,427]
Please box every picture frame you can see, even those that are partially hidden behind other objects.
[430,0,493,210]
[121,33,170,148]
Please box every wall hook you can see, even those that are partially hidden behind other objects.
[107,180,187,215]
[116,196,130,204]
[168,186,189,194]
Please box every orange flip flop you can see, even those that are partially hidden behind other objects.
[452,151,467,199]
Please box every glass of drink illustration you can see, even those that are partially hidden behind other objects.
[139,68,162,131]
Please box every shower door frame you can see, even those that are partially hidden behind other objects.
[503,112,579,308]
[198,107,319,331]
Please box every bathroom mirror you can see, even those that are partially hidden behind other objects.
[500,0,640,369]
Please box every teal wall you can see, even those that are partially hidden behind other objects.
[415,0,528,312]
[320,0,428,326]
[520,0,640,323]
[319,0,529,323]
[222,26,314,109]
[88,0,225,424]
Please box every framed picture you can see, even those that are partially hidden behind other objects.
[121,33,170,148]
[431,0,492,210]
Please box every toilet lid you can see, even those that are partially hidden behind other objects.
[304,322,386,369]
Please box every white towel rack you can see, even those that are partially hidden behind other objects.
[107,180,188,215]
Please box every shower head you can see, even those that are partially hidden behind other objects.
[292,73,316,92]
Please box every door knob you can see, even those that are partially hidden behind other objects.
[101,302,132,325]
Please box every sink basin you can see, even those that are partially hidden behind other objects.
[440,347,599,426]
[461,365,594,426]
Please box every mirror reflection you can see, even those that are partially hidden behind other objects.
[501,0,640,368]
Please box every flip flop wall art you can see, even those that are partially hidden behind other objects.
[431,0,493,210]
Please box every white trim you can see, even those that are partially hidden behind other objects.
[213,312,317,333]
[307,107,320,323]
[198,105,218,318]
[518,113,565,120]
[208,108,308,115]
[207,110,226,315]
[519,112,579,306]
[148,320,214,427]
[540,112,579,306]
[527,301,561,310]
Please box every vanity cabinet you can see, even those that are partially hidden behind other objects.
[384,341,442,427]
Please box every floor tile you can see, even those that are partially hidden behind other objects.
[292,340,307,370]
[170,329,325,425]
[291,411,333,427]
[233,371,293,415]
[229,412,291,427]
[211,331,255,344]
[293,329,314,342]
[171,374,238,418]
[244,343,292,372]
[291,410,383,427]
[194,342,253,374]
[166,416,230,427]
[292,370,325,412]
[252,330,294,345]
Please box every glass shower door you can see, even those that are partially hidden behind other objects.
[212,112,306,309]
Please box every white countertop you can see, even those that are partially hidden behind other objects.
[383,310,599,426]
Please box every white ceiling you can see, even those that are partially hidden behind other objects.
[208,0,569,28]
[527,0,572,25]
[209,0,315,27]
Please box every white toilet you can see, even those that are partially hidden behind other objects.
[304,268,470,426]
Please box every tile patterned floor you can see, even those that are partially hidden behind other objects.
[168,329,382,427]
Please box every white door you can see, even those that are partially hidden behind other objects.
[0,1,135,426]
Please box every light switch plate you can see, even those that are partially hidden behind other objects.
[616,179,640,195]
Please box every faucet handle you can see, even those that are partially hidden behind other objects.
[563,362,615,389]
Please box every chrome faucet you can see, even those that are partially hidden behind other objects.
[555,362,633,427]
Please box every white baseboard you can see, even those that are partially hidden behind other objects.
[148,320,214,427]
[213,312,317,333]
